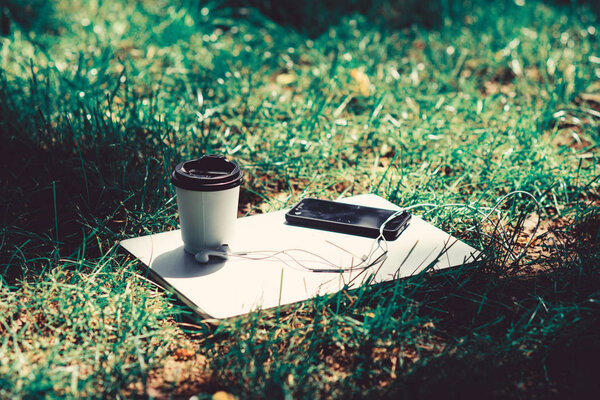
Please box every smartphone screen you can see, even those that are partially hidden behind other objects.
[285,198,411,240]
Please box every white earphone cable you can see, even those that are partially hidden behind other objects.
[197,190,541,272]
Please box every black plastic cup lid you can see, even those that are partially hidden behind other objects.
[171,155,243,192]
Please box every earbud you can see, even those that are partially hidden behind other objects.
[195,250,229,263]
[194,244,246,264]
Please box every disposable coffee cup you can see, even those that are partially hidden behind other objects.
[171,155,243,255]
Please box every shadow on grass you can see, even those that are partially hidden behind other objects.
[200,213,600,399]
[3,0,598,41]
[384,213,600,398]
[217,0,448,37]
[192,0,600,38]
[0,69,178,281]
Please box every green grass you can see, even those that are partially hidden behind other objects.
[1,0,599,398]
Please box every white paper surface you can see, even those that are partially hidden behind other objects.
[120,194,478,319]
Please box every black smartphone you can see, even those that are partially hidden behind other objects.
[285,198,411,240]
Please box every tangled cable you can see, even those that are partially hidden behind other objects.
[400,190,541,262]
[196,190,541,273]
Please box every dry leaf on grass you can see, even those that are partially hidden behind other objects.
[213,391,238,400]
[275,73,296,85]
[350,69,372,96]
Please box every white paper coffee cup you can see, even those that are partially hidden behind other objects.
[171,155,243,255]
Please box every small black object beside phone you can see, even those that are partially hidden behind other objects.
[285,198,411,240]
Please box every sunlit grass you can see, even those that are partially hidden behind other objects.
[1,0,599,397]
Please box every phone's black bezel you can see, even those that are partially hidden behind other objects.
[284,198,411,240]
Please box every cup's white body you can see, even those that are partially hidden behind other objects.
[175,186,240,254]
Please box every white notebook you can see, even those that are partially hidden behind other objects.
[120,194,479,319]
